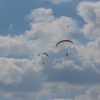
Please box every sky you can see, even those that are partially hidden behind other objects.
[0,0,100,100]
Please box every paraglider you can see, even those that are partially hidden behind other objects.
[38,53,49,57]
[56,40,73,47]
[56,39,73,56]
[38,53,49,64]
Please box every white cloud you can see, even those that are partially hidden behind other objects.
[22,2,100,100]
[0,7,79,100]
[25,8,78,46]
[77,1,100,40]
[48,0,70,4]
[0,4,100,100]
[0,8,78,60]
[0,57,24,84]
[0,57,44,100]
[25,8,55,22]
[0,35,42,59]
[0,57,43,84]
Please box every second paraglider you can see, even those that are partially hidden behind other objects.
[38,53,49,64]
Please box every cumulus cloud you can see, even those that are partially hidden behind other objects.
[0,36,35,58]
[25,8,78,45]
[0,3,100,100]
[43,38,100,85]
[77,1,100,40]
[0,57,44,100]
[0,7,78,100]
[0,7,79,100]
[25,8,55,22]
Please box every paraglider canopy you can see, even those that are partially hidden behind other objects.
[56,40,73,47]
[38,53,49,57]
[38,53,49,64]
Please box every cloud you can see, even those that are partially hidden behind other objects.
[0,57,44,100]
[74,85,100,100]
[0,3,100,100]
[43,38,100,85]
[25,7,78,43]
[0,35,38,59]
[48,0,70,4]
[77,1,100,40]
[0,7,79,100]
[25,8,55,22]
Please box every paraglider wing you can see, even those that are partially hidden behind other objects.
[42,53,49,57]
[38,53,49,64]
[38,53,49,57]
[56,40,73,47]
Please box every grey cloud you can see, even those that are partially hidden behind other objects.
[74,85,100,100]
[42,41,100,85]
[0,57,44,100]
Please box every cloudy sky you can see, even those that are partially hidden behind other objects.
[0,0,100,100]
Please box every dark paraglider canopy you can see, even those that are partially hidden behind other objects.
[56,40,73,47]
[38,53,49,57]
[38,53,49,64]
